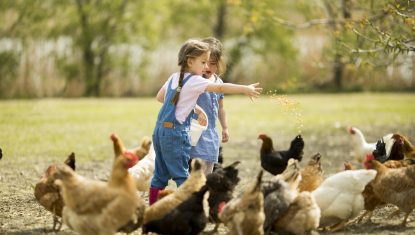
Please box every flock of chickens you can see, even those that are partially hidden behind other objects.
[33,127,415,235]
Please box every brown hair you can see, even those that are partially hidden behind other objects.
[202,37,226,75]
[171,39,210,105]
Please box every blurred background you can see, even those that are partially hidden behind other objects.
[0,0,413,98]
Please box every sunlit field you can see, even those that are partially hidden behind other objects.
[1,93,415,234]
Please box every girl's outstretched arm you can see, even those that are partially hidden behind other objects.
[205,83,262,100]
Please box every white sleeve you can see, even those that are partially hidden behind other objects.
[186,75,211,95]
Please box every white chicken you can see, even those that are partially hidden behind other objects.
[311,169,376,231]
[348,127,394,163]
[128,143,155,192]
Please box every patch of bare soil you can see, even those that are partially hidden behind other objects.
[1,126,415,234]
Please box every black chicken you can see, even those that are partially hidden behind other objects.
[258,134,305,175]
[0,147,2,160]
[142,185,209,235]
[373,136,404,163]
[206,160,241,231]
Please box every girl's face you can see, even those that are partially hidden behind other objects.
[188,52,209,76]
[204,60,218,78]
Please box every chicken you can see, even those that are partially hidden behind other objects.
[34,152,76,231]
[142,185,209,235]
[262,159,301,234]
[110,133,152,160]
[311,169,377,231]
[109,133,148,233]
[364,136,405,169]
[258,134,305,175]
[143,158,206,224]
[370,160,415,225]
[298,153,323,192]
[273,191,320,235]
[343,162,355,170]
[110,133,153,192]
[0,147,3,160]
[219,170,265,235]
[206,161,241,231]
[54,140,142,235]
[128,143,156,192]
[395,133,415,159]
[348,126,393,163]
[356,156,415,223]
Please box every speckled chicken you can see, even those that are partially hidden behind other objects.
[34,152,76,231]
[262,159,301,234]
[298,153,323,192]
[219,170,265,235]
[370,160,415,226]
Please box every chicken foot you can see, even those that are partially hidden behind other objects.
[355,210,373,224]
[327,220,348,232]
[52,215,62,232]
[401,210,413,226]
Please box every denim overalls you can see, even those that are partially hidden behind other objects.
[190,76,224,163]
[151,74,194,188]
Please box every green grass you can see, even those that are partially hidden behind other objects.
[0,93,414,164]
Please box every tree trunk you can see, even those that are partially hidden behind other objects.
[213,0,226,40]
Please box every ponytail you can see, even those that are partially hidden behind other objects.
[171,66,185,105]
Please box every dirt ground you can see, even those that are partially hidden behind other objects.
[2,125,415,235]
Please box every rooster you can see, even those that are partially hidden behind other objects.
[206,161,241,232]
[54,136,142,235]
[348,126,393,163]
[142,185,209,235]
[109,133,147,233]
[258,134,305,175]
[364,136,405,169]
[219,170,265,235]
[34,152,76,231]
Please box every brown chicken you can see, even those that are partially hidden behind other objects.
[109,133,147,234]
[273,191,320,235]
[54,139,142,235]
[370,160,415,226]
[219,170,265,235]
[396,133,415,159]
[34,152,75,231]
[298,153,323,192]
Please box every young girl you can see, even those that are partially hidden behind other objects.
[190,37,228,175]
[149,39,262,205]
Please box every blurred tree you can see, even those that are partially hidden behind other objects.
[272,0,414,89]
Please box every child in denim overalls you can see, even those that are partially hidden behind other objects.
[149,39,263,205]
[190,37,229,175]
